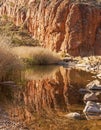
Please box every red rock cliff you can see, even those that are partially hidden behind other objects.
[0,0,101,56]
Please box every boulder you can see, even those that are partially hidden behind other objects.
[64,112,81,120]
[83,93,98,102]
[89,85,101,91]
[86,80,100,88]
[83,101,101,114]
[97,73,101,79]
[86,80,101,90]
[84,113,101,120]
[79,88,90,94]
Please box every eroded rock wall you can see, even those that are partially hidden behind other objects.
[0,0,101,56]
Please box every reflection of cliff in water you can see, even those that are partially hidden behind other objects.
[0,66,94,124]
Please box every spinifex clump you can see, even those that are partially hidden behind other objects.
[0,35,22,80]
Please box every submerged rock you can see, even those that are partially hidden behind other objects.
[65,112,81,120]
[0,81,15,85]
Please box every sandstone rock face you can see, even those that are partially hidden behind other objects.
[0,0,101,56]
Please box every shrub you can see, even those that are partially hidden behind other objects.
[0,21,40,47]
[0,36,22,72]
[13,47,61,65]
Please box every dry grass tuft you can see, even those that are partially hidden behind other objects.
[0,36,22,73]
[13,46,61,65]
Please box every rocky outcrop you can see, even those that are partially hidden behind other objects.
[0,0,101,56]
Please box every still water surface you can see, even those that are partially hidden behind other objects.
[0,66,101,130]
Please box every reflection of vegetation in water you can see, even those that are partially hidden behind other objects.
[0,67,24,83]
[0,65,59,85]
[0,35,23,82]
[24,65,59,80]
[0,85,13,103]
